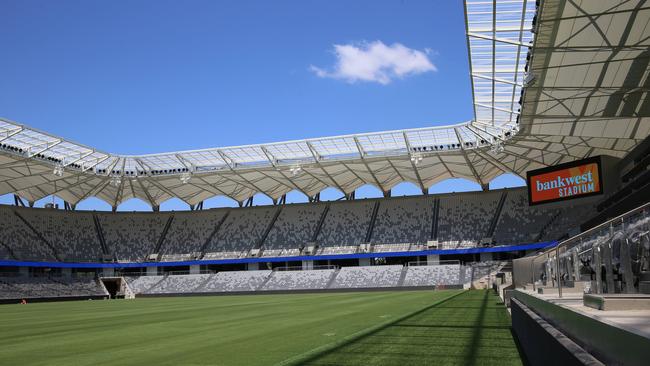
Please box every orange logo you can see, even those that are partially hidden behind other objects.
[529,163,600,204]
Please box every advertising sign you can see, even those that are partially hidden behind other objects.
[527,156,603,205]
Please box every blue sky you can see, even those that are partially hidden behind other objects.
[0,1,524,211]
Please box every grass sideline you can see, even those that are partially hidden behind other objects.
[0,290,521,365]
[276,289,465,366]
[300,290,523,366]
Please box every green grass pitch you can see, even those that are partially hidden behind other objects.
[0,290,522,366]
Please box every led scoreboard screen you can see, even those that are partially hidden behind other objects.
[527,156,603,205]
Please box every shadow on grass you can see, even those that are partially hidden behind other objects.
[461,290,489,366]
[291,290,524,366]
[392,323,511,331]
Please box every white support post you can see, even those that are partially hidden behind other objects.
[146,266,158,276]
[427,255,440,265]
[359,258,371,266]
[190,265,200,275]
[302,260,313,270]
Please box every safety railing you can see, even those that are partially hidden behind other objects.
[406,260,461,266]
[520,202,650,297]
[274,265,337,271]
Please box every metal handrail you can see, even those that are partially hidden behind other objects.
[406,260,461,267]
[529,202,650,298]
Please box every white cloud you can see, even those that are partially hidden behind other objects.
[310,41,436,85]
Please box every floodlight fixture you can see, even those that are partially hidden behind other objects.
[289,165,302,176]
[180,172,192,184]
[53,164,64,177]
[110,176,122,187]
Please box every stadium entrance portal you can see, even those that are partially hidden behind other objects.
[100,278,123,299]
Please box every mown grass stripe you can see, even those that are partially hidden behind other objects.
[275,289,467,366]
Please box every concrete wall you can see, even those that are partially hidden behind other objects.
[512,290,650,366]
[511,298,603,366]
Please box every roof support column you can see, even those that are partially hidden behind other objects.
[305,142,348,195]
[402,132,427,193]
[383,190,391,198]
[481,183,489,191]
[271,195,288,206]
[353,137,384,192]
[454,127,485,187]
[13,195,26,207]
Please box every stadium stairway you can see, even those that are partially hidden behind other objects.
[256,206,283,253]
[194,273,216,293]
[364,201,380,243]
[486,191,507,239]
[151,215,175,258]
[255,271,274,291]
[430,197,440,241]
[92,214,110,257]
[198,210,230,259]
[13,209,61,261]
[397,266,408,287]
[311,203,330,243]
[145,275,169,294]
[325,268,341,289]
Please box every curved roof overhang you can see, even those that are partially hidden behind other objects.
[0,119,519,206]
[0,0,648,208]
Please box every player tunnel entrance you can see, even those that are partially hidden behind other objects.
[100,277,125,299]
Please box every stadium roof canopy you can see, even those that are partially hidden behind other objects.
[0,0,648,209]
